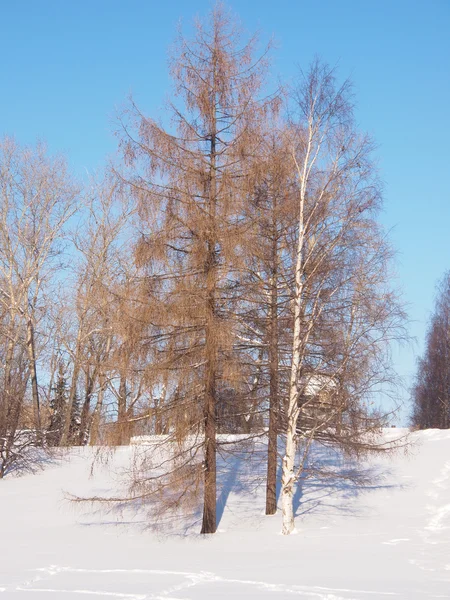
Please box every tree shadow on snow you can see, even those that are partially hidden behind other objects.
[216,439,268,528]
[3,445,62,478]
[290,445,403,520]
[68,439,406,536]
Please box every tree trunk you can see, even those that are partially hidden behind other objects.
[281,398,300,534]
[0,337,15,443]
[201,336,217,533]
[281,142,308,535]
[266,217,279,515]
[0,333,25,477]
[26,318,41,436]
[79,369,95,445]
[201,109,218,535]
[154,385,164,435]
[200,249,218,534]
[281,254,303,532]
[89,374,106,446]
[116,374,129,445]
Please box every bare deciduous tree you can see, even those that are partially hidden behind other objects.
[59,175,134,446]
[0,136,78,473]
[279,61,406,534]
[412,272,450,429]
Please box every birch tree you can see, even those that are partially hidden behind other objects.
[280,61,405,534]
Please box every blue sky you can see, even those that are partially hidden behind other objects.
[2,0,449,423]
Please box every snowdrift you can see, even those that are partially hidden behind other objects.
[1,428,449,599]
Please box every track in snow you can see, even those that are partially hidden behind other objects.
[4,565,407,600]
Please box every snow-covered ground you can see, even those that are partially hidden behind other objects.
[1,429,450,599]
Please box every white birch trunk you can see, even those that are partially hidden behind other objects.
[281,128,315,535]
[280,241,303,534]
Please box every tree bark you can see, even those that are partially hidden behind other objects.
[79,369,95,445]
[266,211,279,515]
[26,317,41,436]
[0,337,19,478]
[281,140,309,535]
[89,374,106,446]
[201,100,218,535]
[0,336,15,443]
[281,262,303,534]
[116,374,129,445]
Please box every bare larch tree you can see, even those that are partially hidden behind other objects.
[118,4,273,533]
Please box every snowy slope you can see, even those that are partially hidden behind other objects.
[1,429,449,599]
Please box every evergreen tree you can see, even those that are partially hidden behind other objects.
[69,392,81,445]
[47,363,67,446]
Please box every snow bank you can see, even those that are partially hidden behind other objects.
[0,429,449,598]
